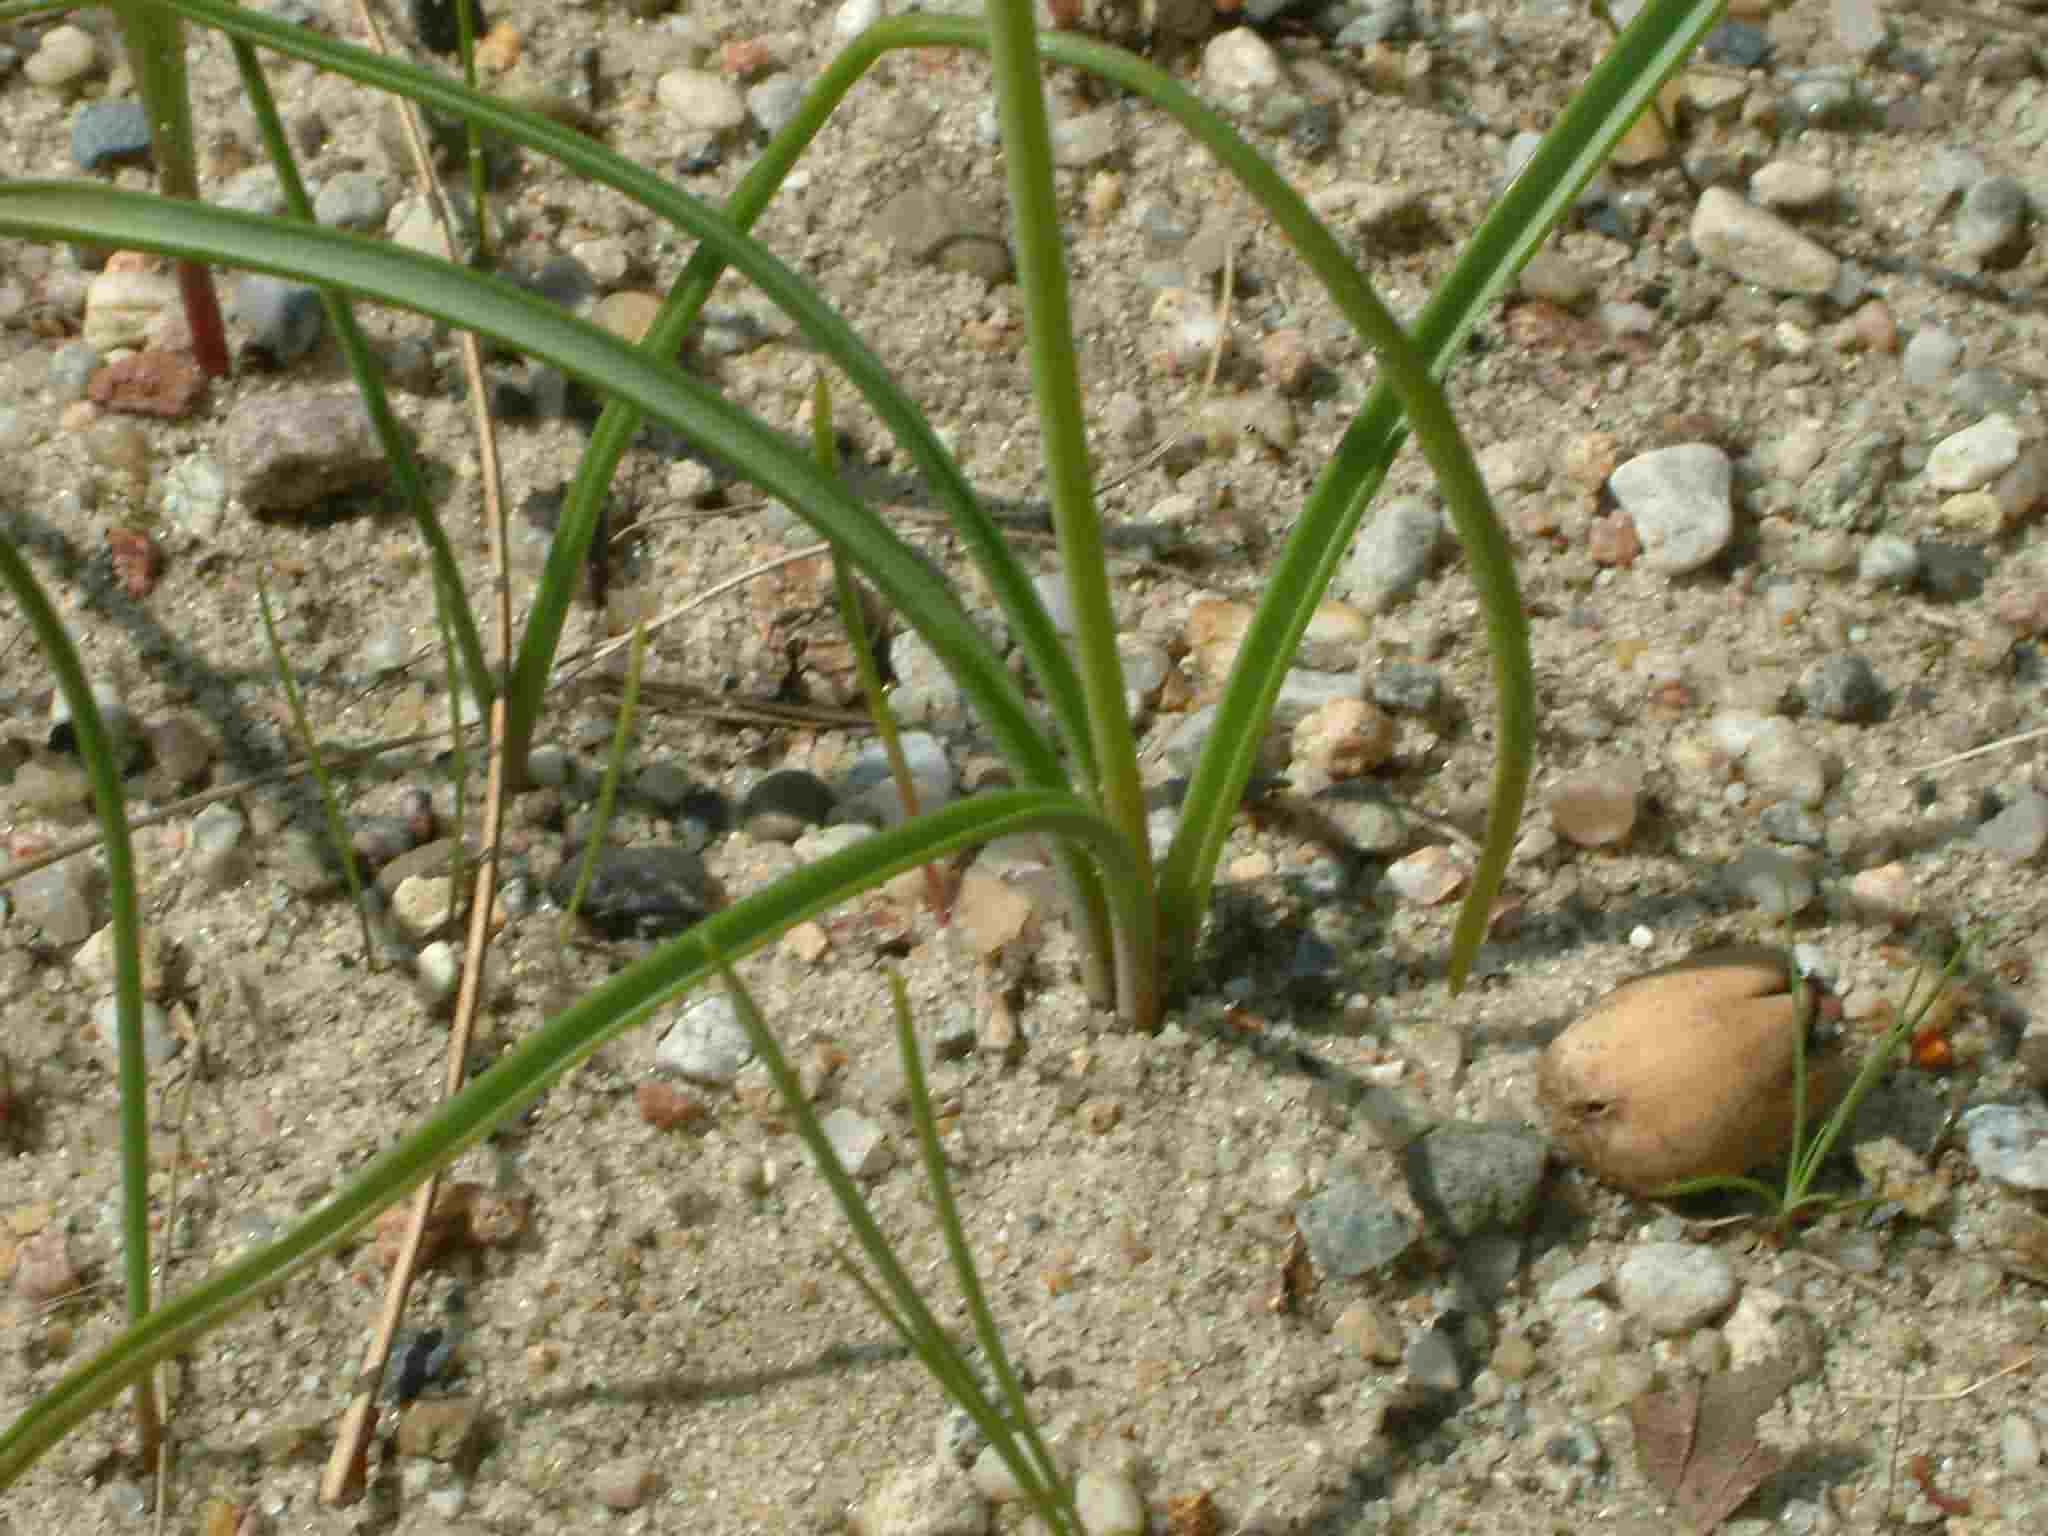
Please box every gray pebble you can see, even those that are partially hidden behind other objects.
[1402,1122,1549,1238]
[1295,1174,1418,1278]
[314,170,391,231]
[842,732,953,825]
[12,859,95,944]
[1950,365,2025,418]
[2001,1414,2041,1476]
[218,166,288,216]
[1975,790,2048,863]
[1372,661,1442,715]
[233,274,326,366]
[1858,535,1920,587]
[189,802,249,890]
[1609,443,1734,573]
[1801,653,1887,723]
[1758,800,1826,848]
[1614,1241,1736,1334]
[819,1107,890,1179]
[1928,413,2022,492]
[48,341,100,402]
[655,994,755,1086]
[1550,1298,1625,1360]
[634,759,695,815]
[1728,846,1817,915]
[95,997,181,1069]
[1955,175,2030,266]
[224,390,385,514]
[1960,1103,2048,1191]
[747,74,805,137]
[1901,326,1962,392]
[415,941,462,1005]
[71,99,152,171]
[1342,495,1441,610]
[1404,1324,1464,1391]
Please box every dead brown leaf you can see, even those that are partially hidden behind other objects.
[1630,1362,1798,1533]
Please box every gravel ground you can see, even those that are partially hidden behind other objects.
[3,1,2048,1533]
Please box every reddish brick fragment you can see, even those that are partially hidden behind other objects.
[105,527,162,598]
[87,351,207,419]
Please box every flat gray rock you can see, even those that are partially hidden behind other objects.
[1609,442,1734,573]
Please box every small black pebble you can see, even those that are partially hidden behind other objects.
[411,0,489,57]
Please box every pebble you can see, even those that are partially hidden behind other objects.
[416,941,462,1005]
[1927,413,2022,492]
[1342,494,1441,609]
[747,74,805,137]
[1333,1299,1406,1364]
[392,874,461,939]
[87,351,207,419]
[1858,534,1920,588]
[82,269,179,352]
[548,844,713,937]
[71,100,153,172]
[48,342,100,403]
[1800,653,1887,723]
[1402,1123,1548,1237]
[590,1455,653,1511]
[1384,846,1466,905]
[1739,718,1827,807]
[738,769,836,842]
[1613,1241,1736,1334]
[1690,187,1841,295]
[1404,1325,1464,1392]
[1608,443,1734,573]
[232,275,326,367]
[1295,1174,1418,1278]
[842,732,954,825]
[24,24,98,90]
[656,68,748,133]
[857,1460,984,1536]
[189,802,248,890]
[1547,763,1642,846]
[1372,660,1442,715]
[1201,26,1287,105]
[1961,1103,2048,1191]
[13,1228,80,1302]
[1073,1467,1146,1536]
[314,170,391,231]
[1758,801,1825,848]
[2002,1414,2041,1476]
[1976,789,2048,862]
[12,859,95,943]
[223,390,386,513]
[656,994,754,1086]
[1901,325,1962,392]
[72,922,169,997]
[820,1107,890,1179]
[1727,846,1817,915]
[871,185,1011,286]
[1293,697,1394,781]
[409,0,487,56]
[95,997,182,1069]
[1550,1298,1625,1361]
[1955,175,2029,266]
[1749,160,1834,212]
[1847,861,1916,923]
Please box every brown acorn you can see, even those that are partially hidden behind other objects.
[1539,946,1849,1194]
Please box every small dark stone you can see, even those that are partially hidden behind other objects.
[1290,102,1339,161]
[1801,653,1888,723]
[1402,1123,1548,1239]
[71,100,153,173]
[411,0,488,56]
[234,276,326,368]
[551,844,714,938]
[739,769,837,841]
[1702,20,1772,69]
